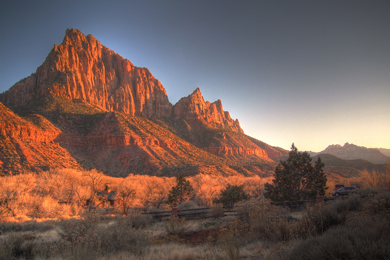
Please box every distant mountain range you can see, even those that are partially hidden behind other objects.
[309,143,389,164]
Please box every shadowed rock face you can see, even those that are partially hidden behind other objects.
[0,29,172,118]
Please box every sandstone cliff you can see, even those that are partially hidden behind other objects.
[0,102,81,174]
[0,29,172,118]
[0,28,285,177]
[173,88,243,133]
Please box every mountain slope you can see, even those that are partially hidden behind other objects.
[0,29,286,177]
[378,148,390,157]
[0,102,81,174]
[312,153,386,175]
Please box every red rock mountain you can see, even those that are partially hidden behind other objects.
[0,29,288,177]
[173,88,243,134]
[0,102,81,174]
[0,29,171,118]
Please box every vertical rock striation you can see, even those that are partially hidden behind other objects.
[0,29,172,118]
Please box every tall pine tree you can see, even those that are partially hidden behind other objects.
[265,144,327,202]
[167,175,194,207]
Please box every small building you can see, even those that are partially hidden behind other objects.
[85,185,119,207]
[96,190,118,207]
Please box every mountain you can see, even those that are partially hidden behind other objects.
[310,143,389,164]
[0,29,171,118]
[378,148,390,157]
[0,102,81,175]
[0,29,287,177]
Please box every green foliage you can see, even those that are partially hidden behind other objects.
[167,175,194,207]
[265,144,327,202]
[213,184,249,207]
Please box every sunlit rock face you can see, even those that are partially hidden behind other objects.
[0,29,287,176]
[0,29,172,118]
[0,102,81,174]
[173,88,243,134]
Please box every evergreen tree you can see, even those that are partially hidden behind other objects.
[213,184,249,207]
[167,175,194,207]
[264,144,327,202]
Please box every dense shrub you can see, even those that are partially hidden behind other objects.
[273,215,390,260]
[121,213,154,230]
[303,194,364,235]
[238,199,311,242]
[97,220,149,255]
[213,184,249,207]
[163,217,189,236]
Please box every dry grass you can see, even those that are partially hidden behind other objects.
[0,167,389,259]
[0,190,388,260]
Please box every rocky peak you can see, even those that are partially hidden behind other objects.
[322,143,389,164]
[173,88,243,133]
[0,29,244,134]
[0,28,172,118]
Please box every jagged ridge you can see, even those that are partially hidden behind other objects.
[0,29,286,176]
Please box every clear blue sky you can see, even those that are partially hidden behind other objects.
[1,0,389,152]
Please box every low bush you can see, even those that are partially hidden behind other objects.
[273,214,390,260]
[124,213,154,230]
[0,220,54,233]
[304,195,364,235]
[238,198,309,242]
[357,188,378,198]
[208,219,249,260]
[163,217,189,236]
[97,220,149,255]
[178,200,199,210]
[373,191,390,208]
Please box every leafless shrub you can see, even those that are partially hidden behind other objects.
[211,204,224,219]
[163,217,189,236]
[272,214,390,260]
[208,219,249,260]
[97,220,149,255]
[119,213,154,230]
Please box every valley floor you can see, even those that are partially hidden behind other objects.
[0,190,389,260]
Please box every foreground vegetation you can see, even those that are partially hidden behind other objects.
[0,190,389,260]
[0,169,270,222]
[0,165,389,259]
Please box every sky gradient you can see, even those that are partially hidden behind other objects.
[1,0,389,152]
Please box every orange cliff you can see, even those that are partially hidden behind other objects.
[0,28,287,176]
[0,29,172,118]
[0,103,81,174]
[0,103,60,143]
[173,88,243,133]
